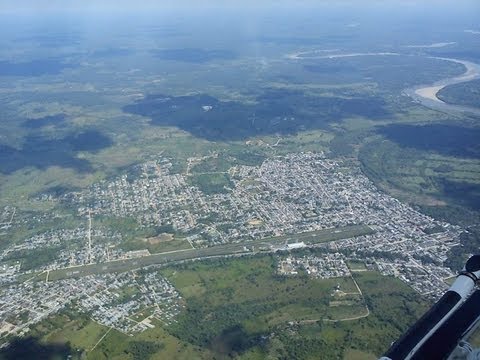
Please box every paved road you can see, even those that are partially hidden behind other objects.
[47,225,374,281]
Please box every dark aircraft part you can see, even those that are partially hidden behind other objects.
[380,255,480,360]
[383,291,461,360]
[411,290,480,360]
[466,255,480,274]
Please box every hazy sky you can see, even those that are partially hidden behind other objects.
[1,0,478,13]
[0,0,478,32]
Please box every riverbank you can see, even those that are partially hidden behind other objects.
[411,57,480,104]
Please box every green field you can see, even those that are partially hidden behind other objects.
[188,172,233,194]
[347,260,368,271]
[358,136,480,225]
[124,236,192,254]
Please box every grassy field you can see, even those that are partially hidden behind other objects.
[27,313,107,356]
[344,349,376,360]
[29,314,213,360]
[347,260,368,271]
[125,236,192,254]
[188,173,233,194]
[45,318,106,351]
[289,270,430,359]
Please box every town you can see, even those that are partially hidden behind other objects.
[278,253,351,279]
[0,151,462,343]
[0,269,182,339]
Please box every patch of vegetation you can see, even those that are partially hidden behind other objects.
[4,245,64,271]
[344,348,376,360]
[230,149,266,166]
[22,114,67,129]
[122,90,390,141]
[126,237,191,254]
[377,124,480,159]
[437,79,480,108]
[359,136,480,224]
[188,173,233,194]
[191,150,266,174]
[347,260,368,271]
[273,271,429,359]
[423,224,446,235]
[0,130,113,174]
[164,256,345,351]
[303,55,465,91]
[95,216,170,243]
[125,340,165,360]
[30,310,211,359]
[190,156,234,174]
[418,204,480,227]
[29,256,429,359]
[439,178,480,211]
[30,312,101,352]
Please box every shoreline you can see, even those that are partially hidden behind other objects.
[414,85,446,103]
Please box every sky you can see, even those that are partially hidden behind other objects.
[1,0,479,13]
[0,0,478,31]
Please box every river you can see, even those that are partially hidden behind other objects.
[287,50,480,115]
[404,57,480,115]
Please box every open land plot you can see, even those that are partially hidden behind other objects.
[347,260,368,271]
[29,313,107,352]
[131,236,192,254]
[325,303,369,321]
